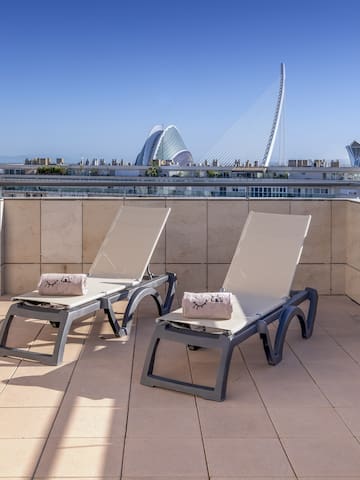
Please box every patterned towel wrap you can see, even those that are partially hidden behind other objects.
[182,292,233,319]
[38,273,88,296]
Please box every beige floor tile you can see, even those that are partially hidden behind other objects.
[331,336,360,363]
[0,362,20,393]
[50,406,127,438]
[304,358,360,384]
[0,406,57,438]
[239,339,270,364]
[0,478,33,480]
[129,382,196,408]
[34,437,123,478]
[0,363,74,407]
[204,438,294,477]
[196,379,264,407]
[79,338,135,364]
[29,324,90,354]
[283,436,360,476]
[336,407,360,435]
[123,437,207,477]
[62,389,129,408]
[0,438,46,477]
[268,406,351,438]
[127,407,201,437]
[140,341,192,384]
[198,405,276,438]
[3,319,43,348]
[122,477,207,480]
[317,381,360,407]
[247,358,313,384]
[287,332,352,363]
[212,478,295,480]
[256,379,330,407]
[64,364,131,406]
[73,355,133,379]
[190,348,249,385]
[0,382,65,407]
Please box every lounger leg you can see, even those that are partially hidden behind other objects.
[100,272,177,337]
[214,340,235,401]
[258,305,306,365]
[162,272,177,314]
[102,300,122,337]
[0,305,17,346]
[302,287,318,338]
[259,287,319,365]
[50,311,79,365]
[141,322,234,401]
[290,287,318,338]
[123,287,163,336]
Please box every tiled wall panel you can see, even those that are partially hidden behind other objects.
[41,200,82,263]
[1,198,358,297]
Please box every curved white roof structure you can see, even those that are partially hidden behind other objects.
[135,125,193,166]
[346,141,360,167]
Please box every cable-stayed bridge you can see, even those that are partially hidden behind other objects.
[201,63,286,167]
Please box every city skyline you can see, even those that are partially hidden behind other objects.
[1,0,359,164]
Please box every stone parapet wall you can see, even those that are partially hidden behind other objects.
[1,197,355,303]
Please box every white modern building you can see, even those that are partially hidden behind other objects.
[135,125,193,167]
[346,141,360,167]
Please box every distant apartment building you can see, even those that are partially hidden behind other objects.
[24,157,64,166]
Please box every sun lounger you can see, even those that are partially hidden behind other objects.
[0,206,176,365]
[141,211,318,401]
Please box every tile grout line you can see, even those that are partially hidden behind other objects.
[188,347,211,480]
[119,309,140,480]
[29,316,96,479]
[285,334,360,444]
[237,344,299,479]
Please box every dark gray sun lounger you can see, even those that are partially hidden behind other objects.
[0,206,176,365]
[141,211,317,401]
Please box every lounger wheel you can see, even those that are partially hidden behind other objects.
[187,344,201,351]
[50,321,60,328]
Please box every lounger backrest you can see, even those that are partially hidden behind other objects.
[89,206,170,281]
[223,211,311,299]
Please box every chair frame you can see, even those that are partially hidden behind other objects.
[141,287,317,401]
[0,271,176,366]
[0,205,177,365]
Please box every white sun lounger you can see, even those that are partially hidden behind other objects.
[141,211,318,401]
[0,206,176,365]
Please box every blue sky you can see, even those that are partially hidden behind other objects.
[0,0,359,164]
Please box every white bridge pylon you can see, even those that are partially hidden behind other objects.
[262,63,286,167]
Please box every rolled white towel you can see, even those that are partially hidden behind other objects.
[38,273,88,296]
[182,292,233,319]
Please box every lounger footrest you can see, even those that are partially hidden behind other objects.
[141,321,234,401]
[0,300,102,365]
